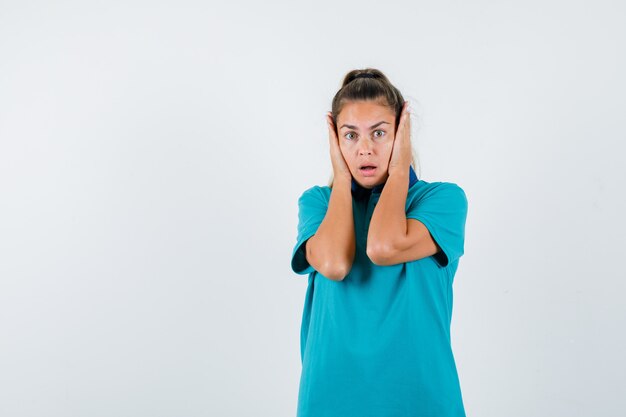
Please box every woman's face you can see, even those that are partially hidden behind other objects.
[336,100,397,189]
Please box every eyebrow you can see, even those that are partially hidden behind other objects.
[339,121,391,130]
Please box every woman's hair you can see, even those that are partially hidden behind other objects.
[328,68,421,188]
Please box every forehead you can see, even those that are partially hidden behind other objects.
[338,100,395,126]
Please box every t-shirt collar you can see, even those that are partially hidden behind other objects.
[351,165,419,201]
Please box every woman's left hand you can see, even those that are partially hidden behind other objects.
[387,101,412,178]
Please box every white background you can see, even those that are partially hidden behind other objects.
[1,1,625,416]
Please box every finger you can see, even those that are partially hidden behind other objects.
[327,122,336,144]
[405,107,410,131]
[402,102,410,134]
[327,118,339,151]
[396,110,407,138]
[328,117,339,142]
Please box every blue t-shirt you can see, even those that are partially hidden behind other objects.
[291,166,469,417]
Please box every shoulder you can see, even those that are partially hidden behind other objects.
[298,185,332,203]
[407,179,468,207]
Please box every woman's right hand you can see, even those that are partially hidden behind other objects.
[326,112,352,182]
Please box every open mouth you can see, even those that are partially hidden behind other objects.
[359,165,377,174]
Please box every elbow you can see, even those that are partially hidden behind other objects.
[306,240,352,281]
[319,259,352,281]
[366,240,395,266]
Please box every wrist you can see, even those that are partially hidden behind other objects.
[388,168,410,180]
[333,175,353,188]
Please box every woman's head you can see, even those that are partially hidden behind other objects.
[328,68,419,188]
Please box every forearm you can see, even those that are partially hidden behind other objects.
[367,172,410,258]
[307,178,355,280]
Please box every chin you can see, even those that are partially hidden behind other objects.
[351,166,388,188]
[354,175,385,189]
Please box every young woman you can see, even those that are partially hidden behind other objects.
[290,68,469,417]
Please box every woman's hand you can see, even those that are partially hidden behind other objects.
[387,101,412,178]
[326,112,352,182]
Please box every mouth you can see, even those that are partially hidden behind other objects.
[359,164,378,176]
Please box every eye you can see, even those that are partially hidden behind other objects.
[344,132,356,140]
[373,130,385,138]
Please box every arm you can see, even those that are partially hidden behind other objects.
[367,172,439,266]
[305,177,355,280]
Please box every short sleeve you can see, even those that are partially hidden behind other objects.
[406,183,468,268]
[291,186,329,275]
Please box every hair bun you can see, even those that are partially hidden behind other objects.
[353,73,377,80]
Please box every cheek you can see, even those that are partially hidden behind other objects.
[337,144,353,161]
[377,142,393,165]
[340,142,357,159]
[339,143,350,158]
[381,141,394,155]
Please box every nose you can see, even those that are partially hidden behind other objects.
[358,139,373,155]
